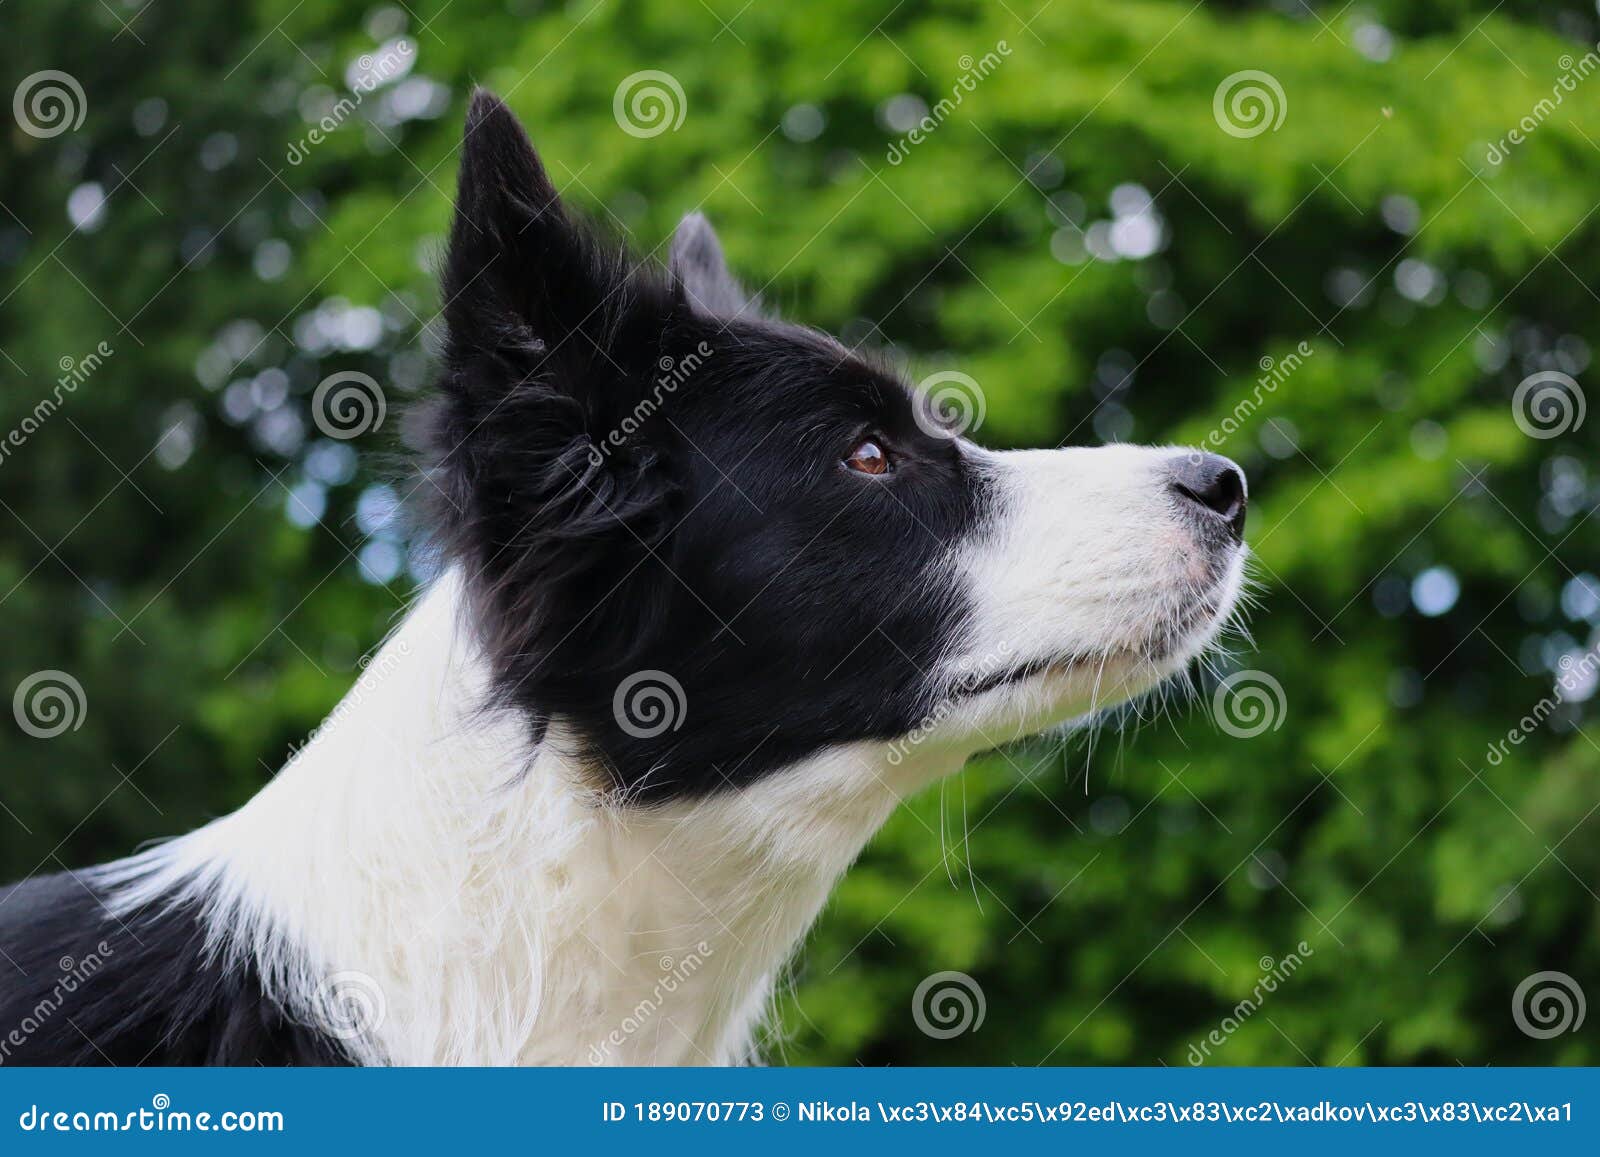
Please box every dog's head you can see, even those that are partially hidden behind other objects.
[422,92,1247,803]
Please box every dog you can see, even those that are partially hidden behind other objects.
[0,91,1247,1066]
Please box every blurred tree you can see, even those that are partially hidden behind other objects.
[1,0,1597,1065]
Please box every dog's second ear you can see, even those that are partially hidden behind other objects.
[670,212,758,318]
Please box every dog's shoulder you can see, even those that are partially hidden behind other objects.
[0,870,348,1066]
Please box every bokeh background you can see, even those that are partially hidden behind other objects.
[3,0,1599,1065]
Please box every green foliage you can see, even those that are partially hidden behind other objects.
[3,0,1598,1065]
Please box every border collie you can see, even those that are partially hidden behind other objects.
[0,92,1247,1066]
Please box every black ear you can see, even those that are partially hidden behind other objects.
[441,89,637,380]
[425,92,677,636]
[670,212,758,318]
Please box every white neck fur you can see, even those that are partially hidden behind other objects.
[103,572,960,1065]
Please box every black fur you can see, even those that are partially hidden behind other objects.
[420,91,995,801]
[0,873,349,1065]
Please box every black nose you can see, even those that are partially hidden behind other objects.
[1169,452,1247,538]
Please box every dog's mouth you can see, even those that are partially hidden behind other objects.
[946,578,1241,705]
[951,652,1125,700]
[951,643,1171,703]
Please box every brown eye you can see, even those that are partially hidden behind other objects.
[845,438,890,475]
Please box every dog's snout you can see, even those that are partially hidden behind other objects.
[1169,452,1247,539]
